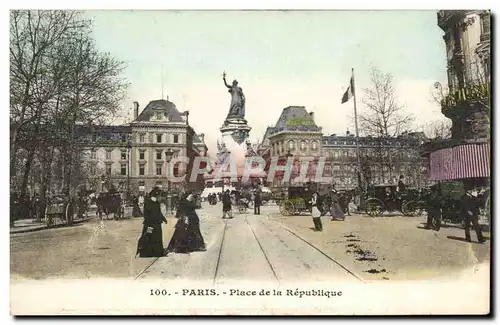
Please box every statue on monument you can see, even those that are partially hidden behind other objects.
[223,71,246,118]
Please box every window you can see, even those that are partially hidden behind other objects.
[173,134,179,143]
[139,164,145,176]
[105,150,111,160]
[139,150,145,160]
[106,164,112,175]
[300,141,306,151]
[91,134,97,142]
[312,141,318,150]
[156,164,162,176]
[288,140,295,150]
[156,134,162,143]
[121,151,127,160]
[156,111,162,120]
[91,149,97,159]
[121,135,127,142]
[121,164,126,175]
[173,165,180,177]
[139,134,145,143]
[156,150,162,160]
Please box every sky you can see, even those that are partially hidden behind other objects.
[85,10,451,154]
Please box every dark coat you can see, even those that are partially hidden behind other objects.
[222,193,232,212]
[143,198,167,225]
[254,192,262,206]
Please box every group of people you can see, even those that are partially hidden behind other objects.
[136,187,206,258]
[425,184,486,244]
[219,188,263,219]
[309,188,347,232]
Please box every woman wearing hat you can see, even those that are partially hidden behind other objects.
[136,187,167,257]
[166,191,207,254]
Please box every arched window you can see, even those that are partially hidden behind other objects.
[311,141,318,150]
[300,141,307,151]
[288,140,295,150]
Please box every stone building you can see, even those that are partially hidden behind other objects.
[259,106,429,190]
[76,99,208,194]
[437,10,490,143]
[423,10,490,185]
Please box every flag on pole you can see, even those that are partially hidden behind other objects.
[341,76,355,104]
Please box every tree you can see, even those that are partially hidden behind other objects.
[10,10,128,203]
[358,68,416,185]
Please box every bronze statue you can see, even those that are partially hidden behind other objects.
[223,71,246,118]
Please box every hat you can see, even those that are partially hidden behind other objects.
[149,187,161,197]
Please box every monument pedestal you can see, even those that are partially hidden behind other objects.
[220,115,252,145]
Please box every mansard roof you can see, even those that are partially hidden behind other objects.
[270,106,321,135]
[135,99,184,122]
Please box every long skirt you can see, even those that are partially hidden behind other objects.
[330,202,345,219]
[166,217,206,254]
[136,223,164,257]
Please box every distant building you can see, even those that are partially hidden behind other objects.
[259,106,429,190]
[76,99,208,193]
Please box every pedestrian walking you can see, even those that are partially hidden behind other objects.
[425,186,442,230]
[329,188,345,221]
[222,189,233,219]
[136,187,167,258]
[461,188,485,243]
[310,191,323,231]
[254,189,262,215]
[166,191,207,254]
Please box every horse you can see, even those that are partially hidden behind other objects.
[96,193,123,220]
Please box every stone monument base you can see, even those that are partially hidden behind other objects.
[220,115,252,145]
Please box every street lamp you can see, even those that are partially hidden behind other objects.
[165,148,174,214]
[101,175,106,193]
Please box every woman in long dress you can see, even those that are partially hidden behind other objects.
[329,189,345,221]
[136,188,167,257]
[166,192,207,254]
[310,192,323,232]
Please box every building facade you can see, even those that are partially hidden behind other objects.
[437,10,490,143]
[259,106,429,190]
[76,99,208,194]
[422,10,490,184]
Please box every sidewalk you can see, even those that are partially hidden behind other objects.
[10,216,93,234]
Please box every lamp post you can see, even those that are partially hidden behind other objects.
[165,148,174,214]
[101,175,106,193]
[126,138,132,203]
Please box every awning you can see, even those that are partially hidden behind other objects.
[429,143,490,181]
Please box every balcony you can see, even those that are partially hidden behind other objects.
[441,83,490,114]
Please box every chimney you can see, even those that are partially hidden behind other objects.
[346,130,350,136]
[309,112,314,120]
[199,133,205,142]
[133,101,139,119]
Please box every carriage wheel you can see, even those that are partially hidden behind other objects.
[402,200,419,217]
[365,199,383,217]
[280,200,294,216]
[401,201,412,216]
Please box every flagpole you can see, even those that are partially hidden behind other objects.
[351,68,363,190]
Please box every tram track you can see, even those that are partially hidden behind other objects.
[243,214,281,285]
[264,215,366,283]
[212,219,229,286]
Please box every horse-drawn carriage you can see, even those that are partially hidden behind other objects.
[45,195,74,227]
[279,186,313,216]
[363,184,426,217]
